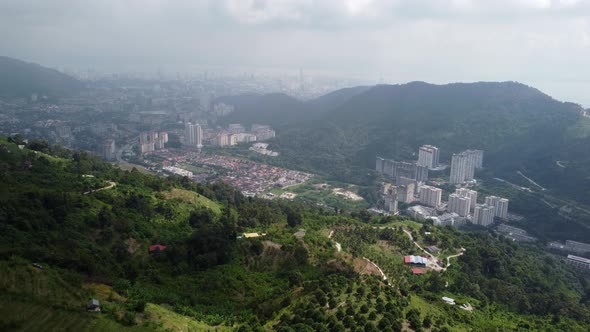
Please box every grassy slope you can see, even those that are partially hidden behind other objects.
[144,303,232,331]
[162,188,221,214]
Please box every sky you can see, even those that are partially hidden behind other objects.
[1,0,589,105]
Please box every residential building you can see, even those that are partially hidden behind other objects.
[215,131,230,146]
[448,193,471,217]
[496,198,509,219]
[417,145,439,169]
[466,149,484,169]
[566,255,590,271]
[375,157,428,182]
[485,196,509,219]
[419,185,442,207]
[376,157,385,173]
[455,188,478,211]
[396,183,415,203]
[154,132,167,150]
[383,187,398,214]
[473,203,495,227]
[449,152,469,184]
[184,122,203,148]
[450,150,484,183]
[139,131,156,154]
[252,124,276,141]
[102,139,115,161]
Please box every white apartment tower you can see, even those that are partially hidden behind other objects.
[474,204,495,227]
[450,153,469,184]
[185,122,203,148]
[455,188,478,211]
[448,193,471,217]
[419,185,442,208]
[484,195,509,219]
[417,145,439,169]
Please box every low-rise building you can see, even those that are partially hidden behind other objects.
[566,255,590,272]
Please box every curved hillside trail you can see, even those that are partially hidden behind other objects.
[328,230,342,252]
[330,229,392,286]
[84,181,116,195]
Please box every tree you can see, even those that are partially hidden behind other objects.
[286,206,303,228]
[406,309,422,330]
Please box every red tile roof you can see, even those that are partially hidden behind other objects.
[411,268,425,275]
[149,244,167,252]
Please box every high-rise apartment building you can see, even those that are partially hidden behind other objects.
[484,195,509,219]
[419,185,442,208]
[375,157,428,182]
[450,150,484,183]
[184,122,203,148]
[466,149,484,169]
[496,198,509,219]
[102,139,116,161]
[455,188,478,211]
[417,145,439,169]
[395,183,415,203]
[473,203,495,226]
[139,131,156,154]
[450,153,469,184]
[448,193,471,217]
[383,187,398,214]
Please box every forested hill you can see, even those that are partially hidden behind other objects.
[216,93,306,127]
[1,136,590,331]
[248,82,584,188]
[216,85,370,127]
[0,56,84,98]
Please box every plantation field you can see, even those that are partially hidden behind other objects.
[144,303,232,332]
[0,299,150,332]
[162,188,221,214]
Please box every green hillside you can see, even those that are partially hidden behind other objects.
[1,136,590,331]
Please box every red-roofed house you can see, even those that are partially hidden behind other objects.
[149,244,167,253]
[411,268,425,275]
[404,256,412,264]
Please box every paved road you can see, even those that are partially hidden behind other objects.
[517,170,546,191]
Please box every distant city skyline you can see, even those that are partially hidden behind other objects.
[1,1,590,106]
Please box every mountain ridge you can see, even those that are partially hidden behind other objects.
[0,56,84,98]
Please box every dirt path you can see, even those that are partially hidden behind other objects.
[403,228,465,272]
[444,250,465,271]
[329,230,341,252]
[84,181,116,195]
[362,257,387,282]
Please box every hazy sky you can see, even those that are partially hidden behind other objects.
[1,0,589,105]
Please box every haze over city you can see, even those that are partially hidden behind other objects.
[2,1,590,331]
[1,0,590,105]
